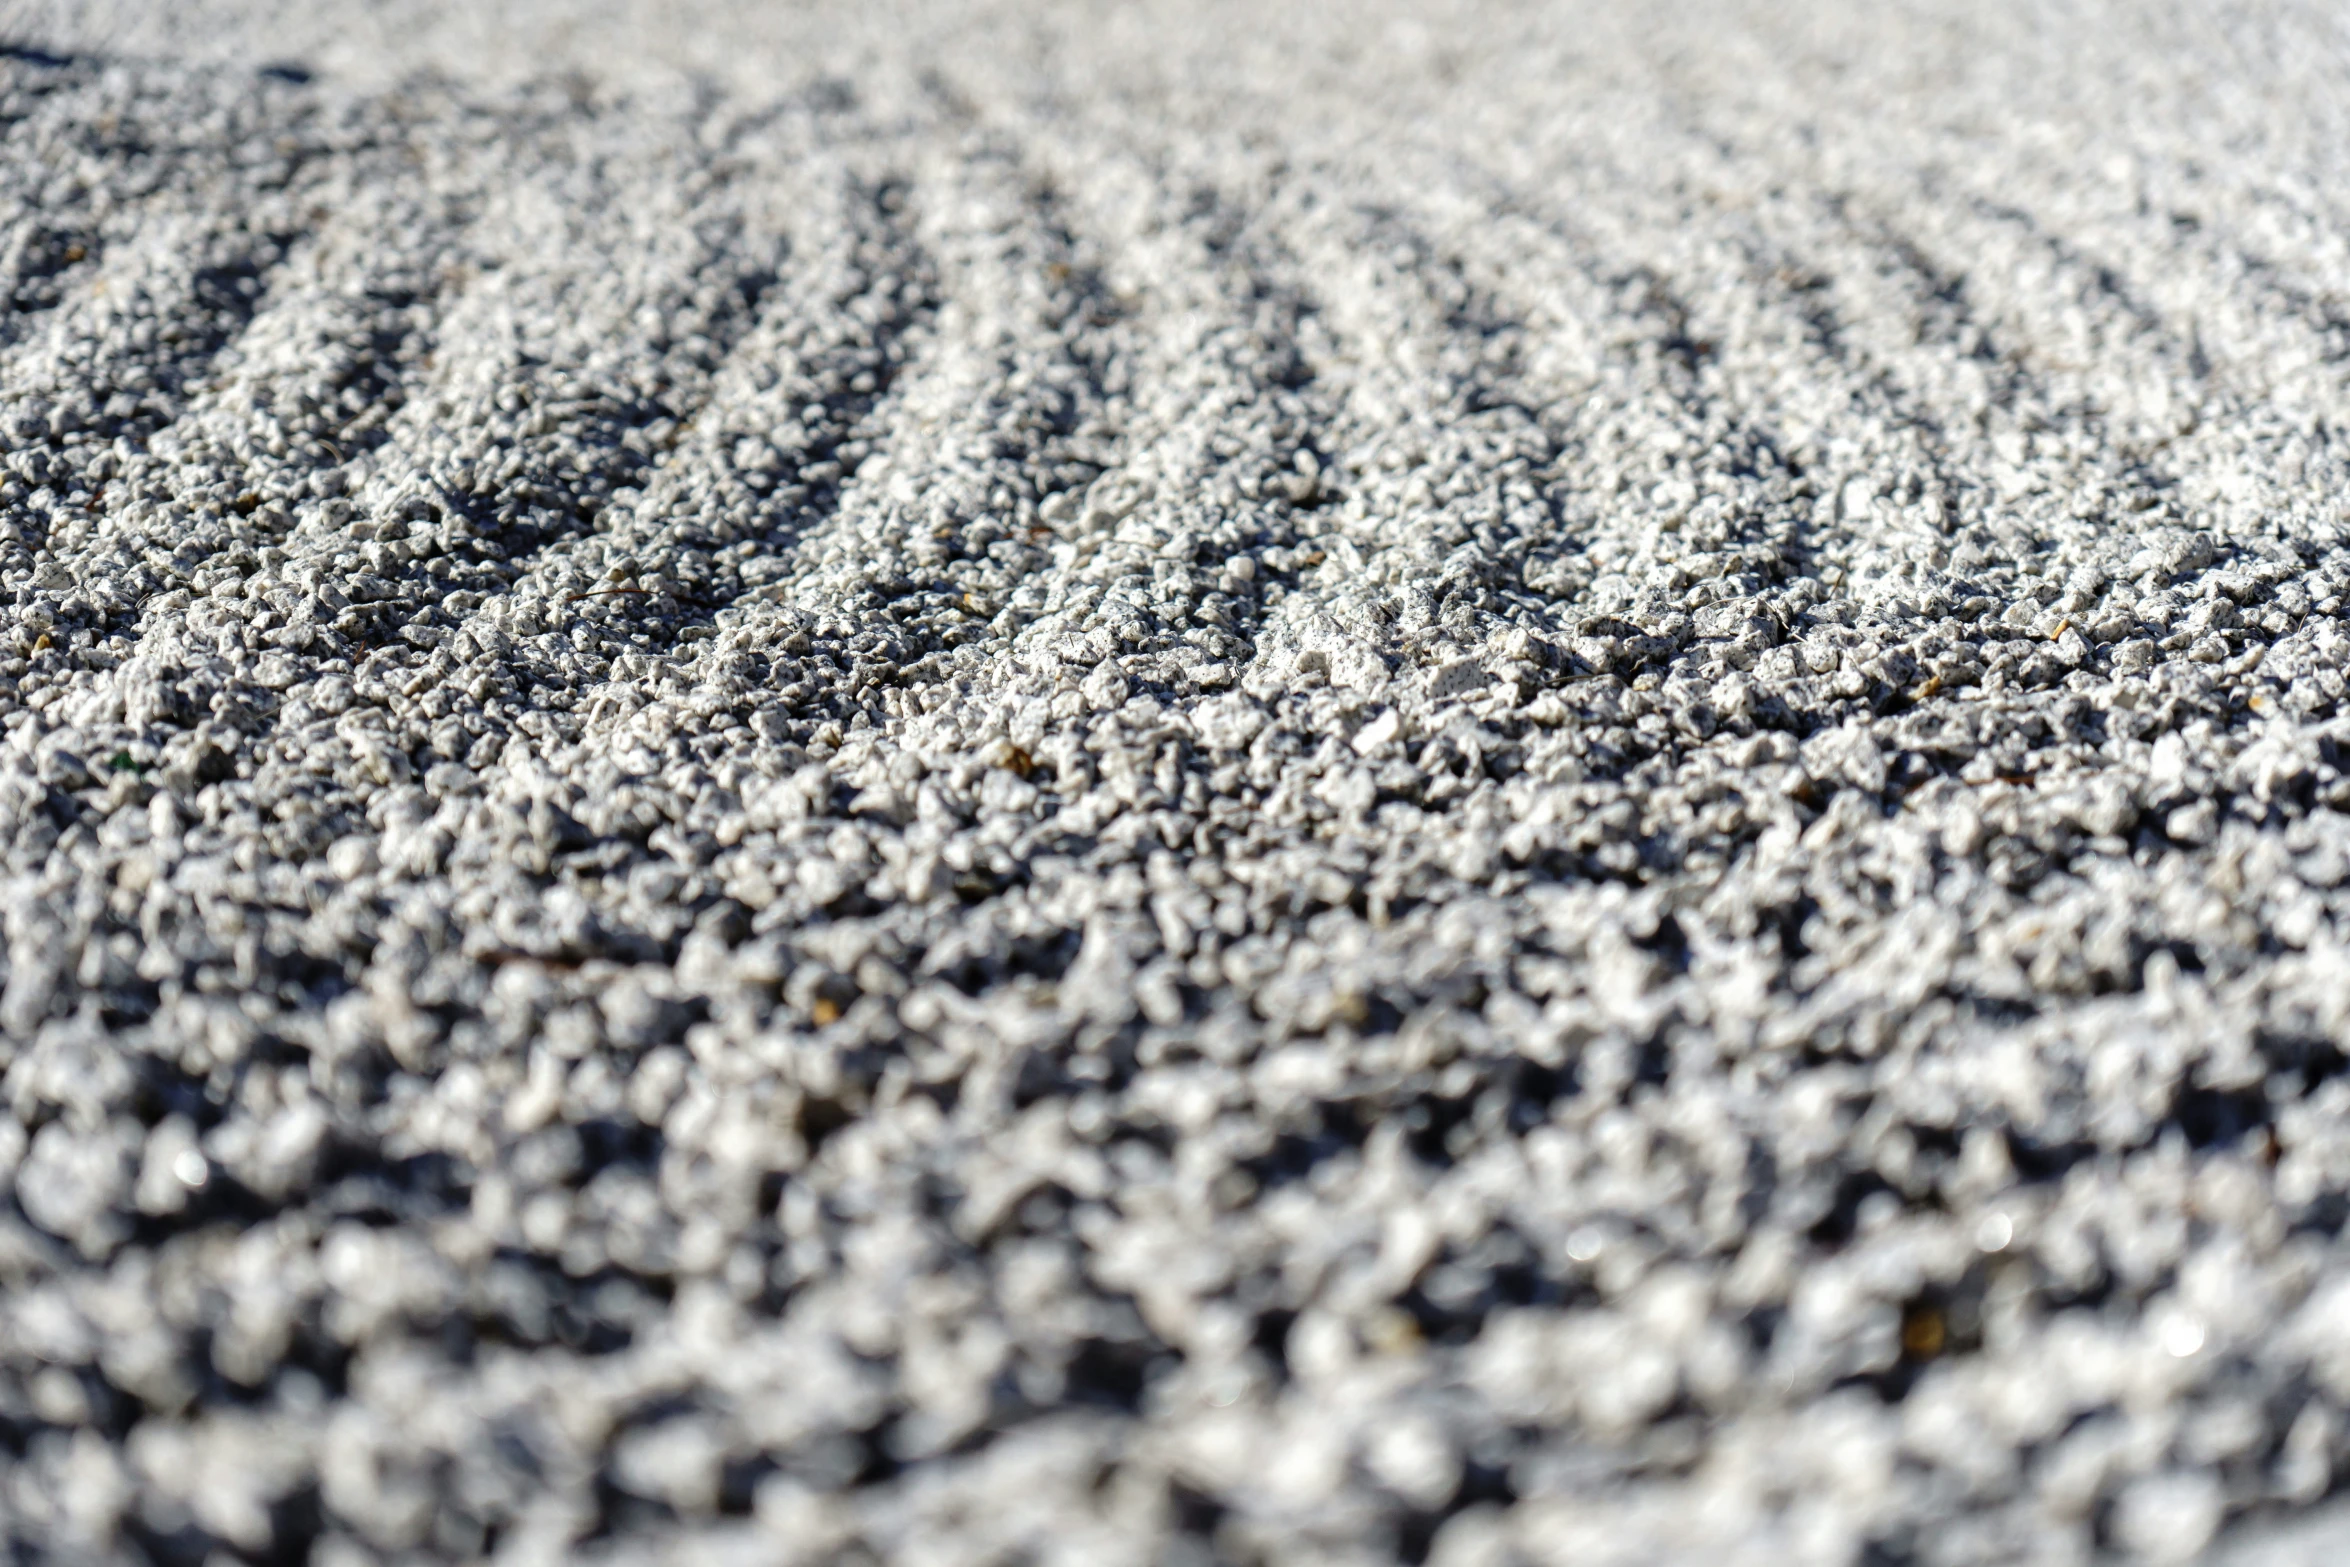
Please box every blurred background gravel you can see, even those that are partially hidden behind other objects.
[4,2,2350,1561]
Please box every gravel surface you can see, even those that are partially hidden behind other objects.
[5,3,2350,1562]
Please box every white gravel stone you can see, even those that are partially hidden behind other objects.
[0,1,2348,1562]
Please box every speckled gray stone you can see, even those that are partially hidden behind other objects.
[4,3,2350,1563]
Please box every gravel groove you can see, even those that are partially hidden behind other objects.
[5,5,2350,1563]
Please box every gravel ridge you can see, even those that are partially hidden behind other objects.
[6,4,2350,1562]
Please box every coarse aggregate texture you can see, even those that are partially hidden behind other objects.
[5,1,2350,1562]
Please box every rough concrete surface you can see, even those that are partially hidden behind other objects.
[3,1,2350,1561]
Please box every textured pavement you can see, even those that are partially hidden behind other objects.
[5,3,2350,1562]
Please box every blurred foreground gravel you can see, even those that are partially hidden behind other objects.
[6,3,2350,1562]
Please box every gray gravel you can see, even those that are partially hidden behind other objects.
[5,2,2350,1562]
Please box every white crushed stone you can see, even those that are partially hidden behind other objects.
[3,2,2350,1562]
